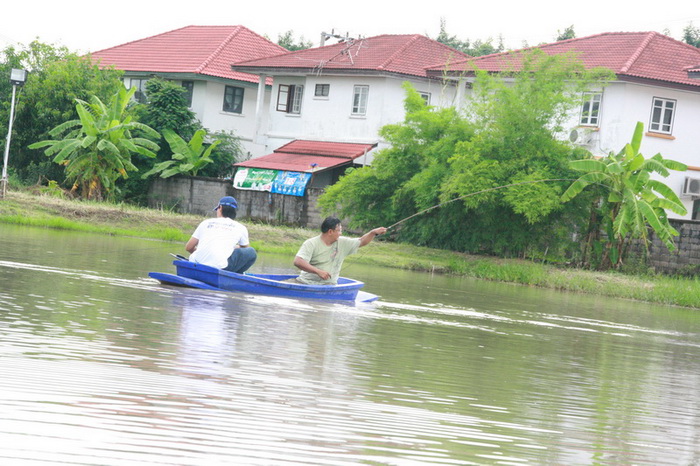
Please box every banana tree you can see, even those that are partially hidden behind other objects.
[29,86,160,200]
[561,122,687,269]
[142,129,221,179]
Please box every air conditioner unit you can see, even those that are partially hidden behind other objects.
[682,177,700,196]
[569,128,593,145]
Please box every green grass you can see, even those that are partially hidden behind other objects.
[1,190,699,309]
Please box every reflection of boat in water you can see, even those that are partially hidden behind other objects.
[149,260,379,303]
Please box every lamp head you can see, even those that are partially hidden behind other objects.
[10,69,28,86]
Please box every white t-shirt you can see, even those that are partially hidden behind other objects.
[189,217,250,269]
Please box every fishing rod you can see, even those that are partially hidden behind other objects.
[386,178,578,231]
[340,178,579,273]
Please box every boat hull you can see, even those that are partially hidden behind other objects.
[149,260,378,302]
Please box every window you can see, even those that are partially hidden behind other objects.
[419,92,431,105]
[649,97,676,134]
[130,78,149,103]
[579,93,602,126]
[352,85,369,115]
[277,84,304,114]
[314,84,330,97]
[223,86,244,114]
[182,81,194,107]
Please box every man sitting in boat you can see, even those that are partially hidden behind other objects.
[293,216,386,285]
[185,196,257,273]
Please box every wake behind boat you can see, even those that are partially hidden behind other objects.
[149,260,379,303]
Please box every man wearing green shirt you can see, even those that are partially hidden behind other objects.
[293,217,387,285]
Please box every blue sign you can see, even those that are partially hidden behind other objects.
[271,171,312,197]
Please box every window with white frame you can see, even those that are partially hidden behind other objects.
[314,84,330,97]
[130,78,149,103]
[277,84,304,114]
[649,97,676,134]
[352,85,369,115]
[579,92,602,126]
[418,92,431,105]
[223,86,244,114]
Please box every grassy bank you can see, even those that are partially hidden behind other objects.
[1,191,698,309]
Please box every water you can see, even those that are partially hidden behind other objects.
[1,224,699,464]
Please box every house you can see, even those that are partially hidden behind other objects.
[425,32,700,220]
[230,33,470,161]
[222,34,469,225]
[90,25,288,158]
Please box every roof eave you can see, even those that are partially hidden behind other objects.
[231,66,431,79]
[121,70,266,87]
[618,74,700,92]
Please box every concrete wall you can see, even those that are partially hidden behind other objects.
[645,219,700,274]
[148,177,324,228]
[148,177,232,216]
[232,187,324,227]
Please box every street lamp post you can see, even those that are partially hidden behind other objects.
[2,68,28,199]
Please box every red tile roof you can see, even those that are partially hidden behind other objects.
[427,32,700,89]
[235,140,378,172]
[90,25,287,84]
[231,34,470,78]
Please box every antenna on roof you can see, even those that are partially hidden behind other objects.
[320,29,354,46]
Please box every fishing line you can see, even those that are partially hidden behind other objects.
[341,178,579,273]
[387,178,578,231]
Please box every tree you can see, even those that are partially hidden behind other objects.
[277,30,313,51]
[142,129,220,178]
[561,122,687,270]
[682,22,700,47]
[435,18,504,57]
[132,78,199,139]
[319,83,474,231]
[29,86,160,200]
[0,41,123,185]
[556,25,576,41]
[320,51,614,259]
[197,130,244,178]
[122,77,243,203]
[121,77,202,203]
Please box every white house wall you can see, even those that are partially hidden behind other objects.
[582,81,700,220]
[197,81,270,158]
[263,75,458,162]
[124,77,270,159]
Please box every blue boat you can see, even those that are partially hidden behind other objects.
[149,260,379,303]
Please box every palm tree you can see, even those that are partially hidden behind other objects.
[561,122,687,269]
[142,129,221,179]
[30,86,159,200]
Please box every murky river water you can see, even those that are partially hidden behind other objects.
[1,223,699,465]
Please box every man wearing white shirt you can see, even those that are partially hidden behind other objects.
[185,196,257,273]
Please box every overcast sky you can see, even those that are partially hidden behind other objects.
[2,0,699,54]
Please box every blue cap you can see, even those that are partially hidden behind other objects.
[214,196,238,210]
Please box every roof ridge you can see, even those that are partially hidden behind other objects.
[620,31,656,73]
[196,25,244,73]
[377,35,421,70]
[453,32,654,68]
[91,25,194,54]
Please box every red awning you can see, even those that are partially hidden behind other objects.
[235,140,377,173]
